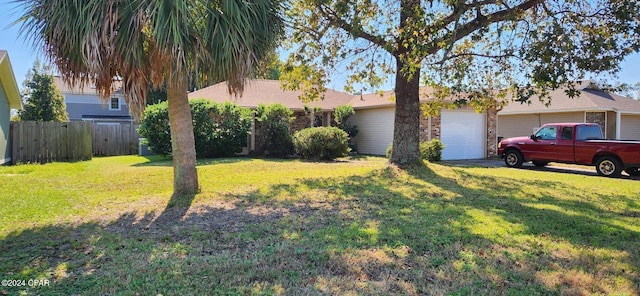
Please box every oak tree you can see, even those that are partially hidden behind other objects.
[285,0,640,164]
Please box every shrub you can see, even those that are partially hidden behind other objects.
[138,101,171,155]
[421,139,445,161]
[293,127,350,160]
[255,103,293,157]
[386,139,445,161]
[138,99,252,158]
[334,104,358,137]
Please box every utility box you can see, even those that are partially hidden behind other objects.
[138,138,154,156]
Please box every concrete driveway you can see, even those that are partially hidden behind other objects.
[440,158,640,180]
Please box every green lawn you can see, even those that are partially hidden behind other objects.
[0,156,638,295]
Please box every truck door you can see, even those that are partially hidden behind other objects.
[554,126,575,162]
[526,125,560,161]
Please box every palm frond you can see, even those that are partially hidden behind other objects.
[14,0,284,119]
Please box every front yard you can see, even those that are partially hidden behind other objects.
[0,156,638,295]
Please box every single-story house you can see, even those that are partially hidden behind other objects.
[498,81,640,140]
[0,50,22,164]
[349,89,497,160]
[188,79,355,152]
[190,80,498,160]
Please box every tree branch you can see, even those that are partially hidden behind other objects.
[316,3,396,55]
[426,0,544,56]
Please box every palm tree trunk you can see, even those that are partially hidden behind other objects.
[166,74,199,195]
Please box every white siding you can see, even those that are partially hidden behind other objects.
[620,115,640,140]
[352,107,395,155]
[441,110,485,160]
[498,112,584,138]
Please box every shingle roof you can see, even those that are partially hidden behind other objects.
[348,86,468,109]
[188,79,355,111]
[53,76,124,95]
[499,82,640,115]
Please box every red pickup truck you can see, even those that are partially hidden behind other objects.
[498,123,640,177]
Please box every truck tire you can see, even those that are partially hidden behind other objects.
[532,161,548,167]
[504,150,524,168]
[595,156,622,177]
[624,167,640,176]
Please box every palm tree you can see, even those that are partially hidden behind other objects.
[15,0,283,195]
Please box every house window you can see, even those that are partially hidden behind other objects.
[585,112,606,136]
[109,98,120,110]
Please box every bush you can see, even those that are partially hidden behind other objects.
[421,139,445,161]
[255,103,294,157]
[138,99,252,158]
[293,127,350,160]
[334,104,358,137]
[386,139,445,161]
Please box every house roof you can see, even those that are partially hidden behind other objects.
[348,86,470,109]
[53,76,124,95]
[188,79,355,111]
[0,50,22,110]
[499,81,640,115]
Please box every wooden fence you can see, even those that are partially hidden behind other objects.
[92,123,140,156]
[11,121,92,164]
[10,122,142,164]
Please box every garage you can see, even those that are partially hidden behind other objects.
[351,107,395,155]
[620,114,640,140]
[440,109,486,160]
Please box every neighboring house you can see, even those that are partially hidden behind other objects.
[54,76,133,125]
[498,81,640,140]
[190,80,498,160]
[188,79,354,152]
[349,89,497,160]
[0,50,22,164]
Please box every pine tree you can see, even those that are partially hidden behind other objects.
[17,61,68,122]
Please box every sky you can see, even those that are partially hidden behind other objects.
[1,1,638,94]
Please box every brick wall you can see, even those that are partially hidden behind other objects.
[486,107,498,157]
[291,111,309,133]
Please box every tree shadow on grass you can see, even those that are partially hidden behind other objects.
[1,164,638,295]
[152,192,197,226]
[405,165,640,292]
[132,156,256,167]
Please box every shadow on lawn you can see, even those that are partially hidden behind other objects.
[132,156,256,167]
[1,164,638,295]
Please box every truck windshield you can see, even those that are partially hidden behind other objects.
[576,125,603,140]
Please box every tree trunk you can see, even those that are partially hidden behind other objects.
[166,74,199,195]
[389,58,421,165]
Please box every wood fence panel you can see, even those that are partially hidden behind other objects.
[11,121,92,164]
[68,122,92,161]
[91,124,140,156]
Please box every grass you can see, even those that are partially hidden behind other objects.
[0,155,638,295]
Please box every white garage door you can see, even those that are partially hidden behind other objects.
[352,107,395,155]
[441,110,485,160]
[620,115,640,140]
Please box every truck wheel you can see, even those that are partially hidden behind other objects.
[504,150,524,168]
[596,156,622,177]
[624,167,640,176]
[532,161,548,167]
